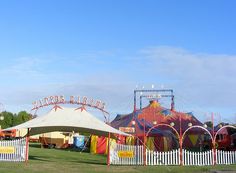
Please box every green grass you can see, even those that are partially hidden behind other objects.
[0,143,235,173]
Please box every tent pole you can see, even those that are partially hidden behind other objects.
[212,112,216,165]
[143,110,146,165]
[107,132,111,166]
[25,128,30,164]
[179,114,183,166]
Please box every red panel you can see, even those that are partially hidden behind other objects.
[117,135,126,144]
[154,136,164,151]
[96,136,107,154]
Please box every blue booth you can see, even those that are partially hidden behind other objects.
[73,135,85,148]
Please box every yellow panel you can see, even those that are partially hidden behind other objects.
[118,151,134,158]
[126,136,135,145]
[147,137,155,150]
[105,137,108,155]
[90,135,98,154]
[189,135,198,146]
[163,137,168,151]
[0,147,15,154]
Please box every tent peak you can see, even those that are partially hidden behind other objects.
[149,100,161,108]
[74,106,87,112]
[51,105,63,112]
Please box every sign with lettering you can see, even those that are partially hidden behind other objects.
[32,95,107,114]
[119,127,135,133]
[118,151,134,158]
[0,147,15,154]
[31,95,109,121]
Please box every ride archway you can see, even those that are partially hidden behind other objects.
[146,123,180,151]
[213,125,236,151]
[181,125,213,152]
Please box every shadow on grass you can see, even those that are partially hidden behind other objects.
[29,155,106,165]
[54,147,90,153]
[28,144,107,165]
[29,155,53,162]
[29,151,107,165]
[29,143,90,153]
[69,159,107,165]
[29,143,41,148]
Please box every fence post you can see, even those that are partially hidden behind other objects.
[25,128,30,164]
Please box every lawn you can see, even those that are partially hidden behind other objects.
[0,144,235,173]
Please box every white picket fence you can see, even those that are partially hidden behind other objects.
[146,149,180,165]
[182,149,213,166]
[216,150,236,165]
[110,143,236,166]
[110,144,143,165]
[0,138,27,162]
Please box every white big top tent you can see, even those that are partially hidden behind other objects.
[3,105,129,164]
[5,105,129,137]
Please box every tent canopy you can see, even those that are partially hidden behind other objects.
[111,100,203,136]
[5,106,130,137]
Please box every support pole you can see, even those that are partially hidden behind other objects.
[212,113,216,165]
[179,114,183,166]
[134,90,137,120]
[25,128,30,164]
[133,90,138,144]
[140,96,142,110]
[171,95,175,111]
[107,132,111,166]
[143,109,146,165]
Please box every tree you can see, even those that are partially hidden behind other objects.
[204,121,213,128]
[0,111,14,129]
[0,110,33,129]
[13,111,32,126]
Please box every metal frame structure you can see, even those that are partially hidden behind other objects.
[139,94,174,110]
[134,89,174,114]
[133,89,175,165]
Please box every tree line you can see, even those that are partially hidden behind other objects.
[0,111,34,129]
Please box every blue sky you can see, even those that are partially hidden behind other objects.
[0,0,236,123]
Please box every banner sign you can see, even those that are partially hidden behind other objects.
[32,95,106,113]
[118,151,134,158]
[0,147,15,154]
[119,127,135,133]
